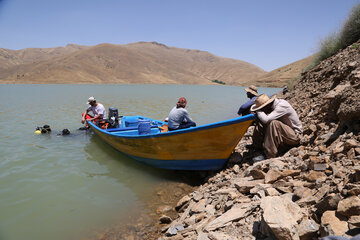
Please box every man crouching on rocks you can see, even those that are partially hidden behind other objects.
[250,94,303,160]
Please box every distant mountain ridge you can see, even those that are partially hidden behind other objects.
[0,44,89,71]
[0,42,266,85]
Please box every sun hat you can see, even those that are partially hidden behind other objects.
[87,96,96,104]
[245,85,258,96]
[250,94,276,112]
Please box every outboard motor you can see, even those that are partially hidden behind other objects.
[108,107,119,128]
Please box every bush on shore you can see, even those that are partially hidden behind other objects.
[313,3,360,65]
[211,79,226,85]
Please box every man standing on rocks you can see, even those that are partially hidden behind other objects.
[250,94,303,159]
[237,85,258,116]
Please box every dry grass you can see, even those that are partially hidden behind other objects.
[313,3,360,65]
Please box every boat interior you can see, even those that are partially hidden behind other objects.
[104,116,167,136]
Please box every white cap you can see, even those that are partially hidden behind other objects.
[87,96,96,104]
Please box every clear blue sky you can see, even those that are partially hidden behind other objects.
[0,0,359,71]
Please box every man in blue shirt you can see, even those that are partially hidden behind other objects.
[237,85,258,116]
[167,97,196,131]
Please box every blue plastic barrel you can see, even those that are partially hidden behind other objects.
[138,119,151,135]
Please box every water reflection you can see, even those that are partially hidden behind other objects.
[85,132,206,190]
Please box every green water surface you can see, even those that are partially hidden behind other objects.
[0,84,280,240]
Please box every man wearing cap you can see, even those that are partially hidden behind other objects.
[250,94,302,159]
[167,97,196,131]
[81,97,106,127]
[237,85,258,116]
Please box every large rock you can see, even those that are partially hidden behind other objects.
[234,177,264,194]
[304,170,327,182]
[336,82,360,125]
[298,218,320,240]
[320,211,348,237]
[244,159,286,177]
[260,196,303,240]
[281,169,301,178]
[249,169,266,179]
[344,139,359,149]
[190,198,207,214]
[159,215,172,224]
[197,231,210,240]
[315,193,341,217]
[265,187,281,196]
[348,215,360,227]
[208,232,235,240]
[337,196,360,217]
[205,203,252,231]
[324,83,351,100]
[346,183,360,196]
[175,195,191,211]
[264,169,282,184]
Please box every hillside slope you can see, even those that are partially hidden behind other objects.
[250,54,315,87]
[0,44,88,72]
[0,42,266,85]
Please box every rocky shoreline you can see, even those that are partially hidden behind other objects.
[156,41,360,239]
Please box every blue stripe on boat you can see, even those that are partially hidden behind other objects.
[89,114,256,139]
[88,114,255,170]
[130,155,228,170]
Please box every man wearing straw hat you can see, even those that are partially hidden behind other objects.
[250,94,302,159]
[237,85,258,116]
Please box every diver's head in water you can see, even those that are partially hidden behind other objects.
[61,129,70,135]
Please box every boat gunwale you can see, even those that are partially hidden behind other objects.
[88,114,255,139]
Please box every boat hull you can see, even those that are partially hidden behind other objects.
[89,115,254,170]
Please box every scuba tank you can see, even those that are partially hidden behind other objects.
[35,125,52,134]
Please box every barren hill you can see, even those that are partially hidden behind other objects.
[0,44,88,72]
[249,55,316,87]
[0,42,266,85]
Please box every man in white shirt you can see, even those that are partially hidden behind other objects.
[81,96,106,128]
[250,94,302,159]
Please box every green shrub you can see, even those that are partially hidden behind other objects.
[286,75,301,90]
[312,3,360,65]
[287,4,360,87]
[313,33,341,65]
[211,79,226,85]
[352,43,360,49]
[302,61,317,74]
[340,3,360,48]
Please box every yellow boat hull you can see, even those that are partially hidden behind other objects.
[89,115,254,170]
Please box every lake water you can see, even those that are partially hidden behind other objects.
[0,84,279,240]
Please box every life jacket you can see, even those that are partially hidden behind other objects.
[96,120,110,129]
